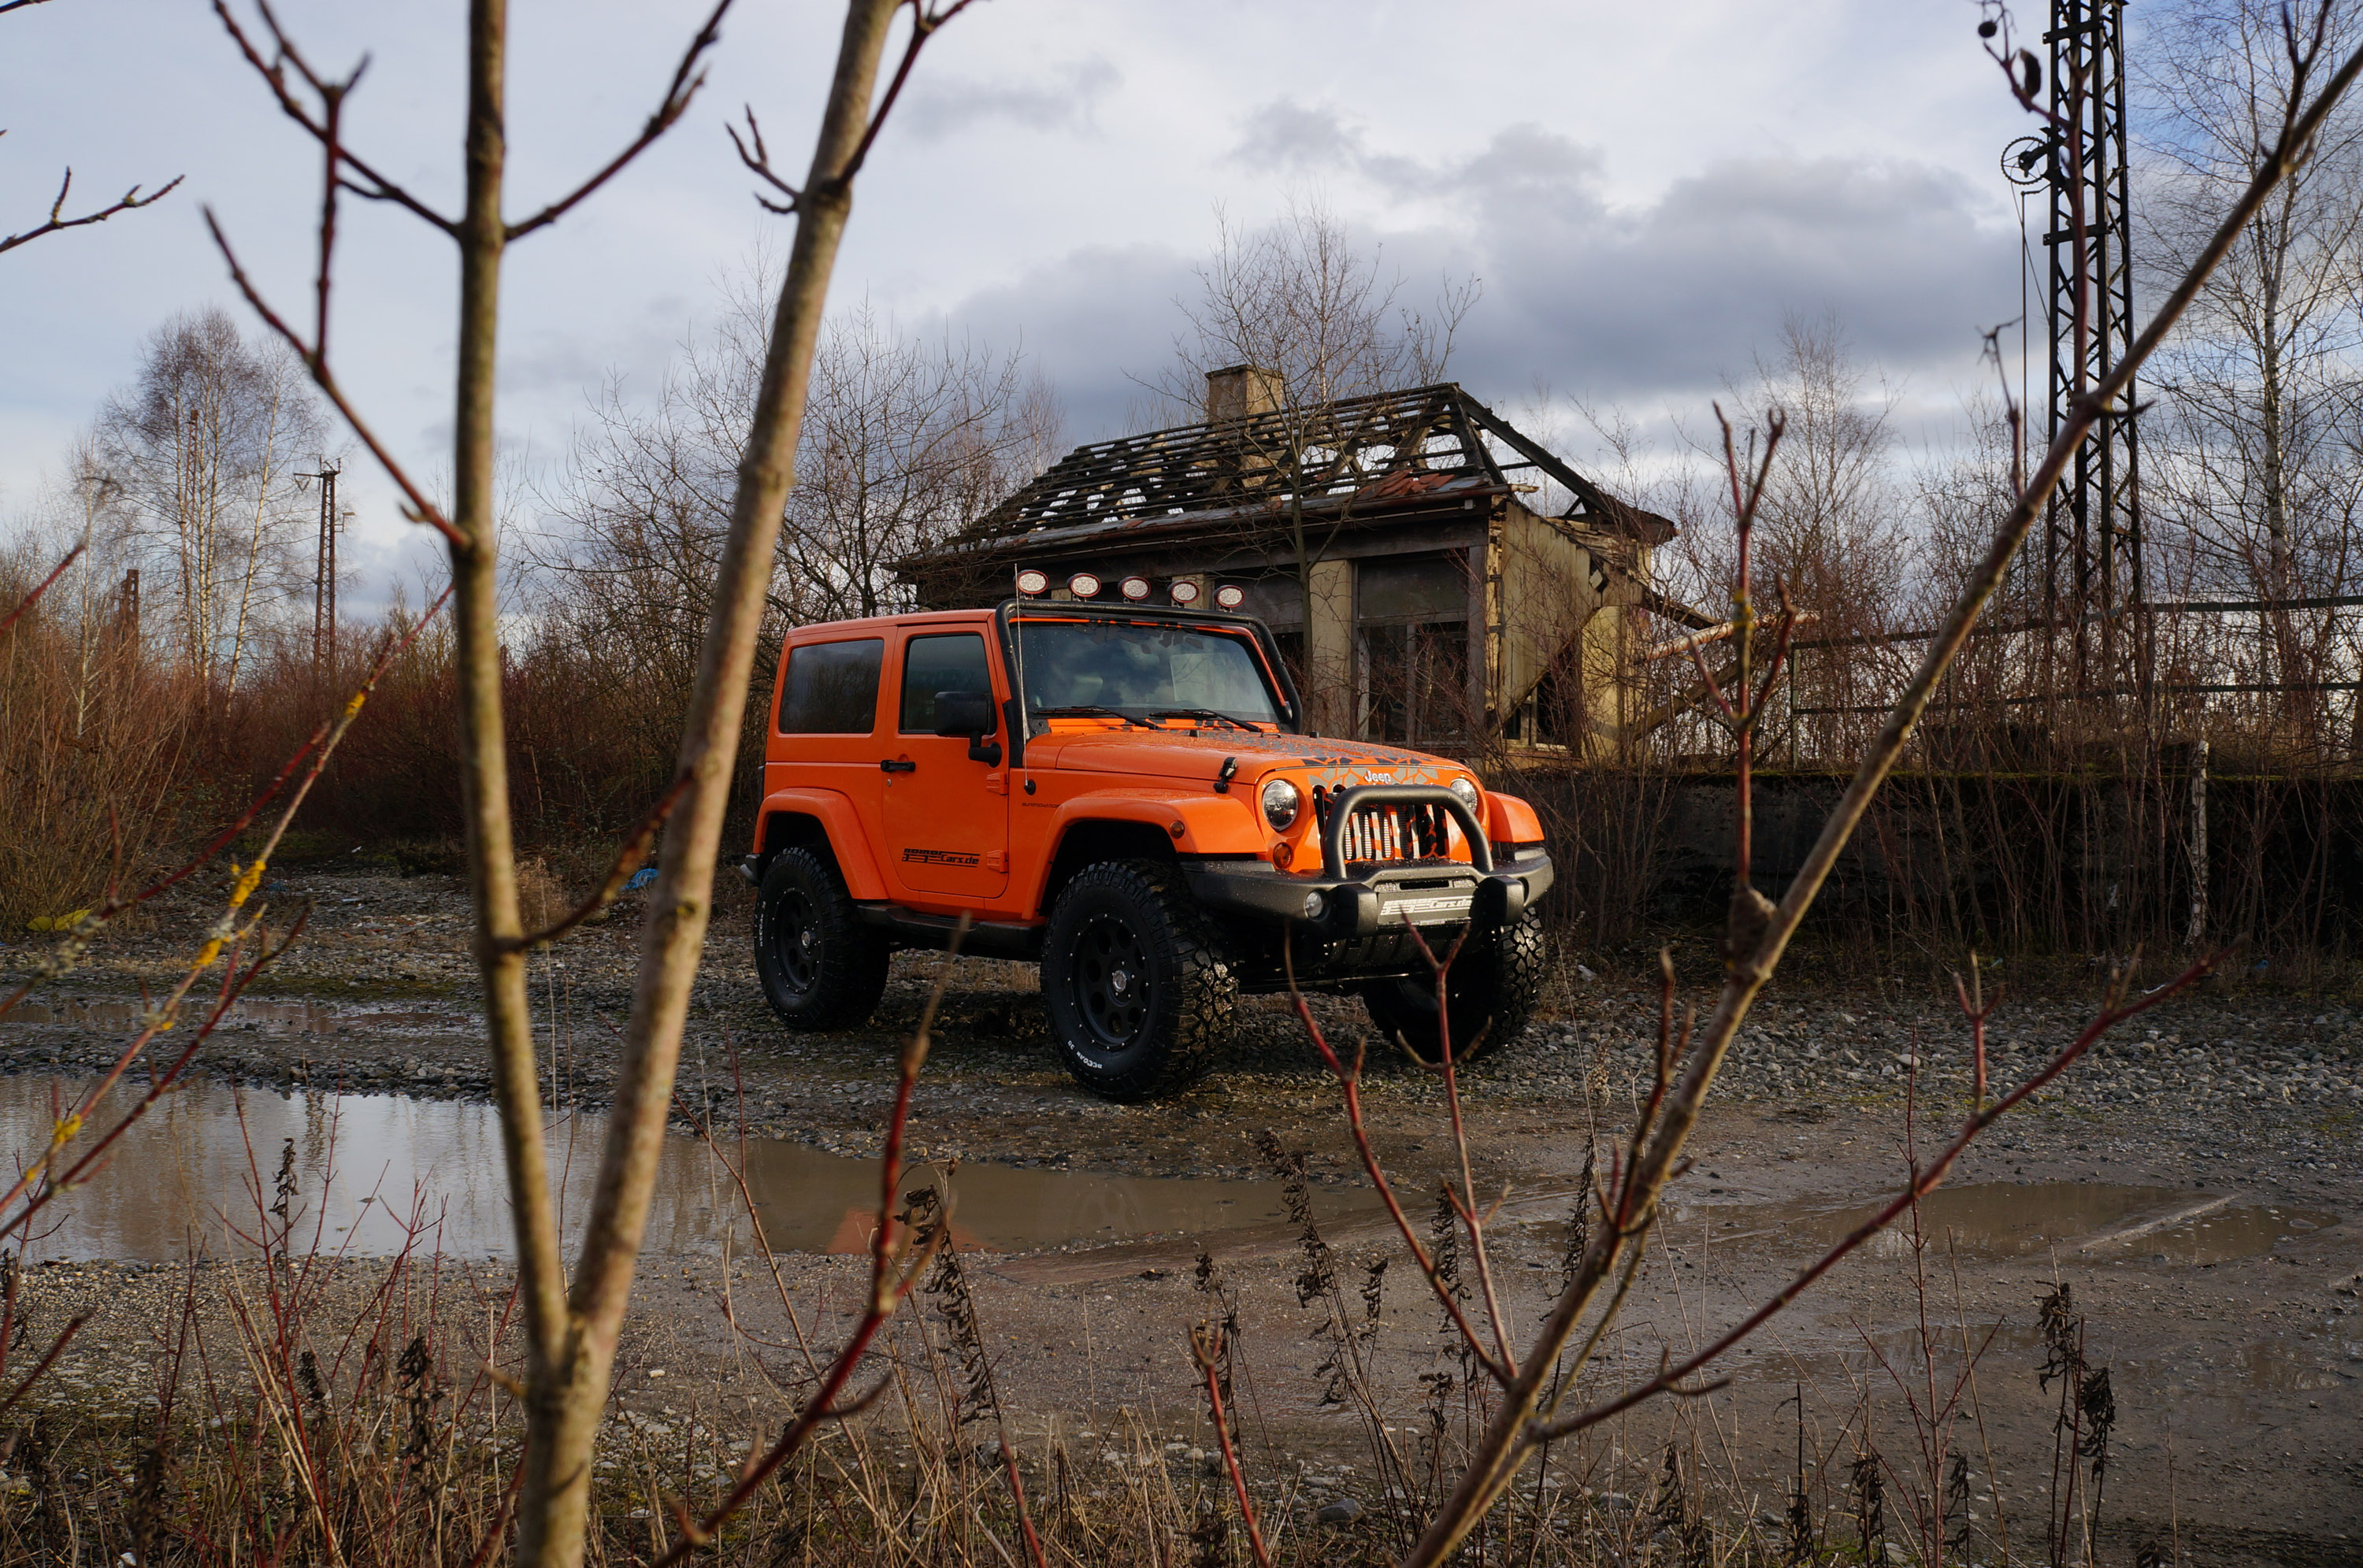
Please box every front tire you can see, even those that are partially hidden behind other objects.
[1361,910,1546,1066]
[755,847,891,1030]
[1041,859,1235,1100]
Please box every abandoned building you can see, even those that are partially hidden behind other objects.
[896,367,1686,754]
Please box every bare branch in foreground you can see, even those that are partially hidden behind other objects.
[0,162,183,256]
[502,772,692,951]
[504,0,733,241]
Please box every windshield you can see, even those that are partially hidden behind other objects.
[1014,618,1283,729]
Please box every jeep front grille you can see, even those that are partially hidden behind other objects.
[1310,787,1452,864]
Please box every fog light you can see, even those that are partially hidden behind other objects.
[1302,890,1328,921]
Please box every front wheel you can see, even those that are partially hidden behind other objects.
[1360,910,1546,1066]
[755,847,891,1030]
[1040,859,1235,1100]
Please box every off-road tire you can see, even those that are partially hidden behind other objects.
[1041,859,1236,1100]
[755,847,891,1030]
[1360,909,1546,1066]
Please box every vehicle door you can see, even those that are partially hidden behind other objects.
[881,629,1010,900]
[771,635,887,844]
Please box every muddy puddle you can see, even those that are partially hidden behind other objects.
[1663,1182,2336,1265]
[0,997,455,1035]
[0,1075,1365,1262]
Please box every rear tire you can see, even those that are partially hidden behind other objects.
[1360,910,1546,1066]
[755,847,891,1030]
[1041,859,1235,1100]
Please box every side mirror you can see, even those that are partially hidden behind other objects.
[933,690,996,737]
[933,690,1002,765]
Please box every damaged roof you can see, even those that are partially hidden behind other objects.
[929,381,1675,555]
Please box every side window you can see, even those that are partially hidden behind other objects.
[778,638,885,734]
[899,633,992,733]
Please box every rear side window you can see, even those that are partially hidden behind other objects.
[778,638,885,733]
[899,633,992,733]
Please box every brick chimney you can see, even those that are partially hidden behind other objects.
[1204,364,1283,423]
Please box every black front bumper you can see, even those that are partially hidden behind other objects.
[1182,784,1552,941]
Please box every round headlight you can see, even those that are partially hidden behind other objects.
[1448,777,1481,811]
[1261,777,1301,830]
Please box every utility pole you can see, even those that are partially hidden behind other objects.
[2038,0,2147,711]
[297,460,341,672]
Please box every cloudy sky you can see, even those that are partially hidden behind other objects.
[2,0,2042,599]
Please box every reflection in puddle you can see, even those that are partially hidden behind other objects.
[0,1076,1349,1262]
[0,999,462,1036]
[1666,1183,2335,1264]
[6,999,334,1033]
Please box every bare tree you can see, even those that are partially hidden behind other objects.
[208,0,976,1560]
[2140,0,2363,727]
[545,284,1055,647]
[1148,198,1480,729]
[92,309,326,702]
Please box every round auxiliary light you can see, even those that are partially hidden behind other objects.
[1169,579,1202,606]
[1119,575,1152,601]
[1302,889,1328,921]
[1260,777,1301,831]
[1214,583,1247,611]
[1015,568,1049,596]
[1067,572,1103,599]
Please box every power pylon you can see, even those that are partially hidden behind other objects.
[2034,0,2148,706]
[297,461,341,672]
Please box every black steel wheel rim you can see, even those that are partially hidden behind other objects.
[1071,911,1151,1050]
[771,888,820,995]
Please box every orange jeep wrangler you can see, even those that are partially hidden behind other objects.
[743,596,1555,1099]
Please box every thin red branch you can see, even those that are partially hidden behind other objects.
[649,925,968,1566]
[503,0,733,241]
[211,0,456,235]
[1285,955,1512,1386]
[0,167,184,255]
[1530,953,2213,1444]
[0,542,83,636]
[0,1316,83,1418]
[501,773,692,950]
[202,208,466,548]
[1193,1321,1273,1568]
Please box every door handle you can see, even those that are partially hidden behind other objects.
[880,758,916,773]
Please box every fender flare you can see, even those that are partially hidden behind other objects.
[1025,788,1265,910]
[754,788,888,901]
[1482,791,1546,844]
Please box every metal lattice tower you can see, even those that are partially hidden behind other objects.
[2041,0,2147,704]
[298,461,341,672]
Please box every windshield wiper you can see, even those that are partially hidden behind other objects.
[1151,708,1259,732]
[1033,704,1163,731]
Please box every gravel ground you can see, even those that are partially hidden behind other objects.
[2,863,2359,1563]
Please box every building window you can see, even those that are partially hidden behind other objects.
[1354,557,1471,747]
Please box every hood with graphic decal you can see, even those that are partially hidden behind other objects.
[1026,726,1462,788]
